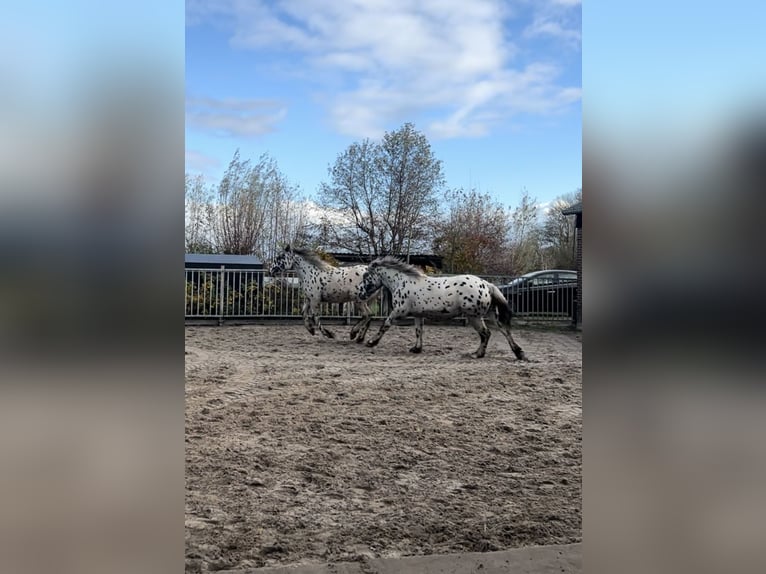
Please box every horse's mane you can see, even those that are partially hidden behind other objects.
[370,256,426,278]
[291,247,335,271]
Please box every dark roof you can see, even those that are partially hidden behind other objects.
[185,253,263,265]
[562,201,582,215]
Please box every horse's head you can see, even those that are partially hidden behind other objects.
[268,245,295,276]
[359,266,382,300]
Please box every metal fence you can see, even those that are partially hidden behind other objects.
[185,267,576,324]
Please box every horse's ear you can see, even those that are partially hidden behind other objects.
[284,244,291,253]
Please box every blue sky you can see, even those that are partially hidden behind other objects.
[585,2,766,135]
[186,0,581,207]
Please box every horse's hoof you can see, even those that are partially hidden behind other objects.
[355,337,366,344]
[471,352,486,359]
[365,340,376,348]
[408,346,422,354]
[324,330,336,339]
[349,331,357,340]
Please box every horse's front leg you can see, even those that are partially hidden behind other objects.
[366,311,395,347]
[409,317,424,353]
[316,315,335,339]
[351,301,373,343]
[310,304,335,339]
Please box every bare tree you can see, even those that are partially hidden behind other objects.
[211,150,265,255]
[317,139,380,254]
[377,123,444,258]
[539,188,581,269]
[211,150,307,258]
[185,173,214,253]
[318,123,444,257]
[433,188,512,274]
[256,161,309,263]
[507,188,543,275]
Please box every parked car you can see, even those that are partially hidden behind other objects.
[499,269,577,315]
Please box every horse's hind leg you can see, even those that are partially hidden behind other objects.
[302,301,316,336]
[349,302,363,339]
[467,317,491,358]
[498,323,527,361]
[409,317,424,353]
[349,316,365,340]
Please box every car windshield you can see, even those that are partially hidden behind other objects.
[508,272,537,286]
[504,270,576,288]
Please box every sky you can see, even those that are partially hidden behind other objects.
[185,0,581,208]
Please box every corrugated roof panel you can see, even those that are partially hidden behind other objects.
[185,253,263,265]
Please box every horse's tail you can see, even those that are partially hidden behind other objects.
[488,283,513,327]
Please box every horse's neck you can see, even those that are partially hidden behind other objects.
[292,257,313,279]
[380,269,405,289]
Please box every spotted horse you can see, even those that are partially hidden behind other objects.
[268,245,380,343]
[358,256,527,360]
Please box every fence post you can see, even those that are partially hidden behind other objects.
[218,265,225,326]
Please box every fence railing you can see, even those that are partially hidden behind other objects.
[185,267,576,324]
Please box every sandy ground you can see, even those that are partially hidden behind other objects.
[185,322,582,573]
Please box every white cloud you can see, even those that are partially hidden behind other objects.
[523,0,582,48]
[188,0,580,139]
[430,63,581,138]
[524,18,581,44]
[185,149,220,174]
[301,199,352,226]
[186,96,287,138]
